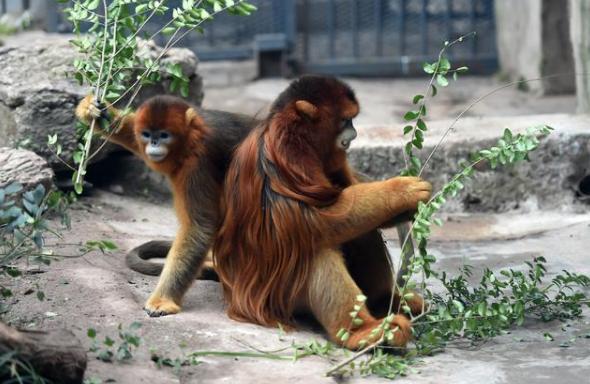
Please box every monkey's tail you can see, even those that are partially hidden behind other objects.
[126,240,218,281]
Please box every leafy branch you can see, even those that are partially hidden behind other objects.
[53,0,256,193]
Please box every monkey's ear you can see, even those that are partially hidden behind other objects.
[295,100,319,120]
[185,108,199,125]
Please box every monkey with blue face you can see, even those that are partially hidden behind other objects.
[76,94,256,316]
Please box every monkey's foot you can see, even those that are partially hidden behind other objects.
[144,296,181,317]
[395,291,426,317]
[344,314,412,350]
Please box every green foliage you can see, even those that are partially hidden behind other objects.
[0,351,49,384]
[325,35,590,381]
[414,257,590,354]
[401,33,475,177]
[0,183,73,309]
[151,342,201,377]
[88,322,143,362]
[409,124,554,281]
[56,0,256,193]
[337,293,367,344]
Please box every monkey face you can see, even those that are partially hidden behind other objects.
[336,119,357,150]
[140,129,174,162]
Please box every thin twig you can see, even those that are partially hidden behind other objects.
[325,337,384,377]
[419,72,584,176]
[74,0,111,188]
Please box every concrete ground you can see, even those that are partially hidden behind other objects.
[3,191,589,383]
[201,75,577,127]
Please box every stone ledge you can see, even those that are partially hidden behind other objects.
[349,114,590,212]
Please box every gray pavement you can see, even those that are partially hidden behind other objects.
[4,188,589,383]
[201,75,577,127]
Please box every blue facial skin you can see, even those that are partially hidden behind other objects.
[337,119,357,150]
[140,130,174,162]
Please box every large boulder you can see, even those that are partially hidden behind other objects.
[0,147,54,193]
[0,32,203,171]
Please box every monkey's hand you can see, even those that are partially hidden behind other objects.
[386,176,432,214]
[75,95,111,125]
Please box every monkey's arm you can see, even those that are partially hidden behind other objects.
[352,170,415,228]
[318,177,431,246]
[75,95,141,156]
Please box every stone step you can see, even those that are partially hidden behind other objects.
[349,113,590,213]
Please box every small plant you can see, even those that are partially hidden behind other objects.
[0,182,119,316]
[150,342,201,377]
[0,351,50,384]
[0,183,72,309]
[87,322,143,362]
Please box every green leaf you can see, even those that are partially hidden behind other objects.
[5,183,23,195]
[436,74,449,87]
[162,27,176,35]
[416,119,427,131]
[136,4,148,14]
[431,84,438,97]
[412,94,424,104]
[439,57,451,72]
[180,81,190,98]
[88,328,97,338]
[6,268,22,278]
[403,111,419,121]
[403,125,413,135]
[423,62,435,74]
[87,0,100,11]
[48,134,58,145]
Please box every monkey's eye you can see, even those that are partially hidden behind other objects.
[141,131,151,139]
[341,119,352,131]
[160,132,170,140]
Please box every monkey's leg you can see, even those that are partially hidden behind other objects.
[344,231,424,317]
[143,227,211,317]
[319,177,431,246]
[304,248,412,350]
[344,230,393,316]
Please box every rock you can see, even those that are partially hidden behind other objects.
[0,32,204,171]
[349,113,590,213]
[131,39,204,106]
[0,147,54,193]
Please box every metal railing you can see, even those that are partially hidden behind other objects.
[7,0,498,77]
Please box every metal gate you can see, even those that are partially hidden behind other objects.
[17,0,498,77]
[292,0,497,75]
[187,0,498,76]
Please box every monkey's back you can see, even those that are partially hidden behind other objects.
[195,108,260,182]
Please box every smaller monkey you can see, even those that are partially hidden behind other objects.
[76,95,254,316]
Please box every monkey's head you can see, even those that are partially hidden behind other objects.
[269,75,359,159]
[134,96,205,170]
